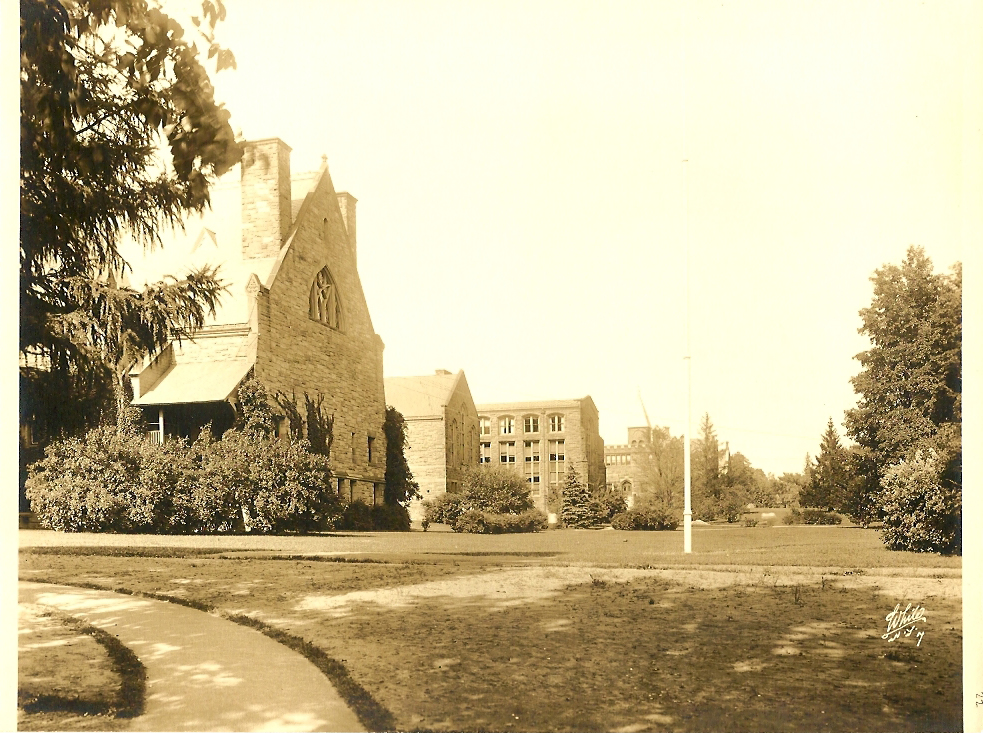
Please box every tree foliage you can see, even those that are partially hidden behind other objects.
[383,406,420,505]
[844,247,961,528]
[559,466,601,528]
[631,426,683,514]
[20,0,242,436]
[799,418,851,511]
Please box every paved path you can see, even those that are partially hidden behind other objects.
[19,582,365,732]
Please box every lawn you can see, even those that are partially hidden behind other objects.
[19,526,962,732]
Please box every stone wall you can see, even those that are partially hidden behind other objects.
[251,147,387,503]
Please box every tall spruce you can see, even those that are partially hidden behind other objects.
[559,466,598,528]
[800,418,851,511]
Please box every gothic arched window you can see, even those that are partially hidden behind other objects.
[309,266,342,329]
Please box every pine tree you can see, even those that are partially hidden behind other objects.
[560,466,598,528]
[800,418,851,511]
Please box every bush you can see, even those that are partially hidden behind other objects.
[25,422,199,533]
[197,429,340,533]
[25,419,341,534]
[800,509,842,525]
[422,492,467,526]
[782,507,802,525]
[879,449,961,555]
[369,503,411,532]
[592,492,627,523]
[611,509,679,531]
[743,517,759,527]
[451,509,487,534]
[336,500,374,531]
[482,509,549,534]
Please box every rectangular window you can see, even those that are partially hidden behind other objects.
[479,417,491,436]
[549,438,566,486]
[480,442,492,464]
[549,415,565,432]
[499,441,516,464]
[500,417,514,435]
[351,432,357,463]
[523,416,539,433]
[367,436,375,463]
[524,440,541,490]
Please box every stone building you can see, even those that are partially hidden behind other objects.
[476,398,605,514]
[604,426,653,507]
[384,369,479,520]
[124,137,387,503]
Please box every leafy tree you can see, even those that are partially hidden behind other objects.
[631,426,683,514]
[879,435,961,555]
[800,418,852,511]
[560,466,600,528]
[383,406,420,505]
[773,471,806,508]
[459,466,533,514]
[844,247,961,526]
[20,0,242,434]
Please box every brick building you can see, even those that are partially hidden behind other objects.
[124,138,387,503]
[384,369,479,520]
[476,398,605,514]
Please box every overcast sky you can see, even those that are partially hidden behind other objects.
[177,2,972,474]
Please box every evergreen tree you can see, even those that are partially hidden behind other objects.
[20,0,242,436]
[383,406,420,505]
[560,466,598,528]
[691,413,725,520]
[800,418,851,511]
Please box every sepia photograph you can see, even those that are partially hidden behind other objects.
[11,0,981,731]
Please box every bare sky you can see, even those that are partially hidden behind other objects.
[196,0,978,476]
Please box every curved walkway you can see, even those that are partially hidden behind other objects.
[19,582,365,732]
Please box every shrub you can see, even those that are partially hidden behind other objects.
[198,430,340,533]
[482,509,549,534]
[743,517,759,527]
[783,507,802,525]
[369,503,411,532]
[592,491,627,523]
[879,449,961,555]
[452,509,487,534]
[25,422,200,533]
[422,492,467,526]
[459,466,535,514]
[337,500,374,531]
[611,509,679,531]
[800,509,842,525]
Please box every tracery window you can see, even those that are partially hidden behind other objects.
[309,266,342,329]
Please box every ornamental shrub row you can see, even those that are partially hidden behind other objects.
[450,509,549,534]
[25,421,343,534]
[610,508,679,531]
[335,500,411,532]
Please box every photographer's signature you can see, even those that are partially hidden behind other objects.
[882,602,926,645]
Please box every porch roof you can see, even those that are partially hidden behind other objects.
[132,359,253,406]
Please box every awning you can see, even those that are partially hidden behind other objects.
[132,359,254,406]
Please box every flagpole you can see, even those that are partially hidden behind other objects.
[682,6,692,554]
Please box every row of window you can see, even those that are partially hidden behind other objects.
[479,439,566,487]
[605,454,632,465]
[479,414,565,436]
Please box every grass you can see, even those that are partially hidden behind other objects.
[19,527,962,732]
[18,606,146,731]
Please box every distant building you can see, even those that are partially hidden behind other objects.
[385,370,479,520]
[604,426,652,507]
[123,137,387,504]
[476,398,605,514]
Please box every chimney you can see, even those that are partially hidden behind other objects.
[240,138,292,259]
[336,192,357,265]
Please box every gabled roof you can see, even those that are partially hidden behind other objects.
[116,167,320,327]
[385,371,466,418]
